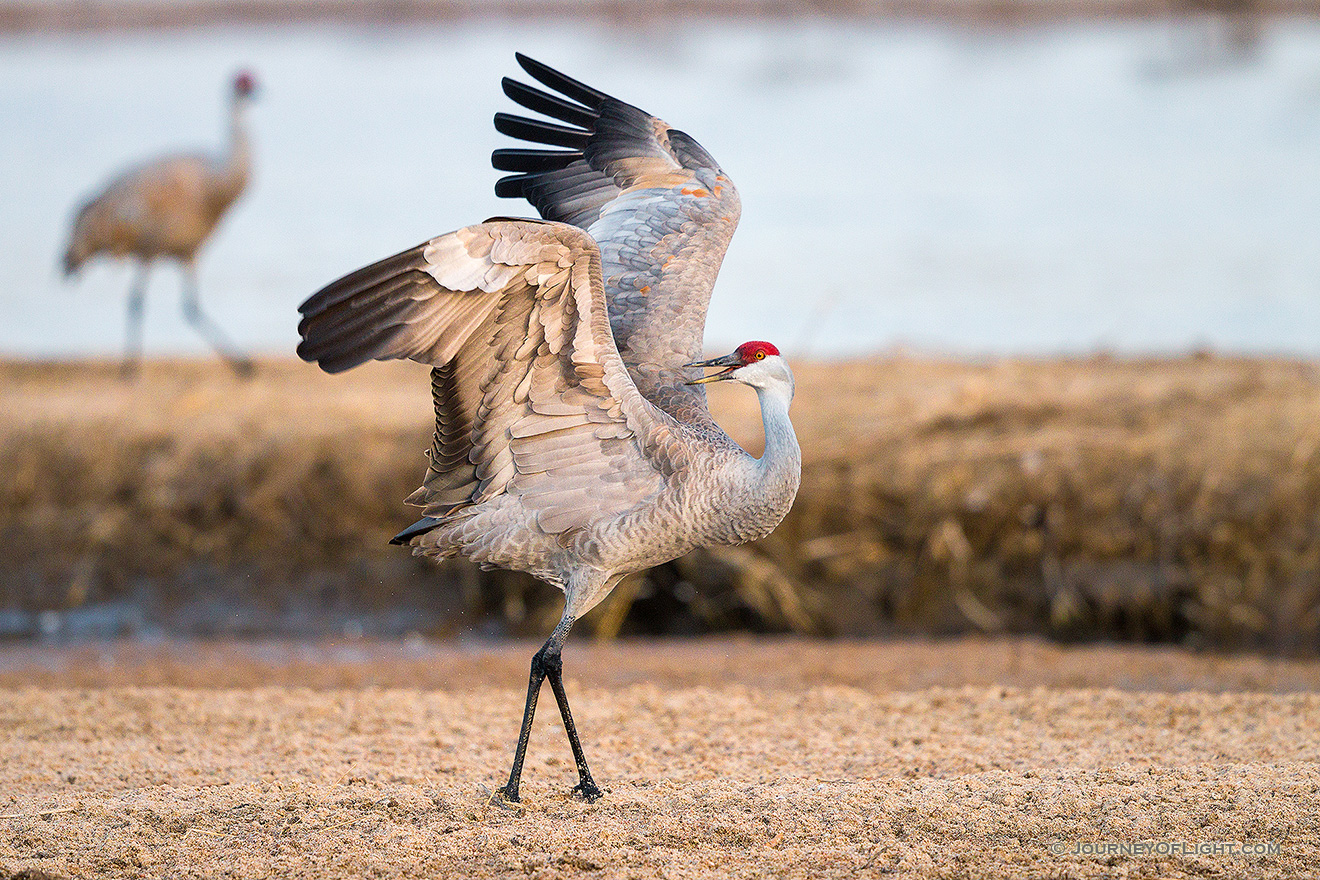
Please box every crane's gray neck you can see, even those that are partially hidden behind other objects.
[754,382,800,481]
[744,381,801,530]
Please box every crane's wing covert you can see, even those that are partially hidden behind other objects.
[297,220,681,536]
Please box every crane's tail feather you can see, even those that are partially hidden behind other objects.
[61,227,91,278]
[390,516,444,545]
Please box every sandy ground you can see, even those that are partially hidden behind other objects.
[1,637,1317,879]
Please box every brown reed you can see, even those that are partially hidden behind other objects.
[2,354,1317,648]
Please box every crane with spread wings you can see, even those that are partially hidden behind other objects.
[297,54,800,803]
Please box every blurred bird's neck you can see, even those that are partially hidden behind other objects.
[221,96,253,192]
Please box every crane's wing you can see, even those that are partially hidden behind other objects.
[492,54,741,408]
[297,220,682,536]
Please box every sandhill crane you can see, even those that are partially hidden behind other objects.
[62,71,258,378]
[297,54,801,803]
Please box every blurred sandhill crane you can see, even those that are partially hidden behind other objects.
[62,71,258,378]
[298,54,801,803]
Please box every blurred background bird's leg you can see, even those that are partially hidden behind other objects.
[180,262,253,378]
[498,615,594,803]
[121,262,149,379]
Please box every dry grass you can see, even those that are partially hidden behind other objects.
[2,354,1319,647]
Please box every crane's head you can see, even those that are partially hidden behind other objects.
[687,341,793,397]
[232,70,258,99]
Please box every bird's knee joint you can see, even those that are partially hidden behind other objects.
[531,647,562,677]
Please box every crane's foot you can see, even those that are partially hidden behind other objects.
[495,784,521,805]
[229,357,256,380]
[572,778,603,803]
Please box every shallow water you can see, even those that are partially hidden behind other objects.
[3,19,1320,359]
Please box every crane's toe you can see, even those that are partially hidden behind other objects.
[494,784,522,805]
[230,356,256,380]
[572,779,603,803]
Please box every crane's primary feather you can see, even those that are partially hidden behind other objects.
[492,55,742,421]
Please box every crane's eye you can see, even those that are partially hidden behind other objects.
[756,351,765,360]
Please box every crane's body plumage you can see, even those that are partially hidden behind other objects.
[297,55,800,802]
[63,72,256,376]
[64,148,249,269]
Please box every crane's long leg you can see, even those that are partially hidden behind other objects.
[180,264,254,378]
[498,641,549,804]
[497,615,600,803]
[121,264,149,379]
[546,655,602,801]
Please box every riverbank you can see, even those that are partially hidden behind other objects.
[2,353,1318,648]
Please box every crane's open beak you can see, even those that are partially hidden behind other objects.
[685,352,741,385]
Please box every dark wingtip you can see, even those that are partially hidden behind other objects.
[501,77,598,129]
[293,338,316,364]
[491,148,580,173]
[293,339,333,371]
[494,174,531,199]
[513,53,609,110]
[295,338,372,374]
[494,112,591,150]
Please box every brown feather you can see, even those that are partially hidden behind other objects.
[298,219,681,539]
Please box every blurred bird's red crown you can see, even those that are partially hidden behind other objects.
[233,70,257,97]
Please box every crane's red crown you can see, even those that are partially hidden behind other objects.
[233,71,257,97]
[736,341,780,364]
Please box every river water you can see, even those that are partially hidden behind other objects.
[3,18,1320,358]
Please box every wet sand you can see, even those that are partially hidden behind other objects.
[2,637,1317,878]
